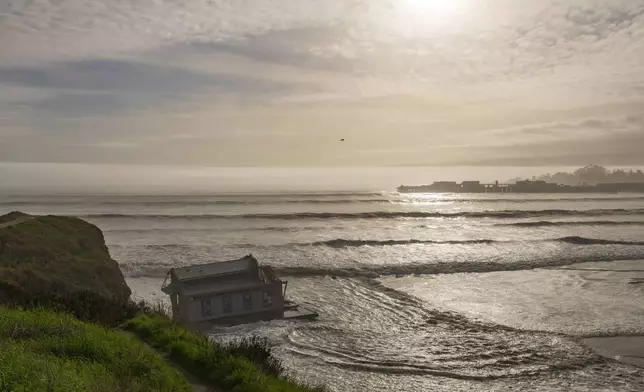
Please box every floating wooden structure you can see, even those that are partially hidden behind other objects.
[161,254,318,329]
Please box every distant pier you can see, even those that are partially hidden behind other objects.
[397,180,644,194]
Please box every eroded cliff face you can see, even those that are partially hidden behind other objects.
[0,212,131,302]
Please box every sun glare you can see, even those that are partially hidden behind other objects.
[401,0,465,22]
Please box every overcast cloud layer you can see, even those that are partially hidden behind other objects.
[1,0,643,166]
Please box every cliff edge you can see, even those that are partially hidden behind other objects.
[0,211,131,302]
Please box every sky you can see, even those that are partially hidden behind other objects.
[1,0,644,172]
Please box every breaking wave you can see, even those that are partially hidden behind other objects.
[120,243,644,280]
[272,255,644,279]
[286,239,498,248]
[283,237,644,248]
[497,220,644,227]
[7,195,644,207]
[306,239,496,247]
[556,236,644,245]
[122,254,644,280]
[81,208,644,220]
[144,244,192,250]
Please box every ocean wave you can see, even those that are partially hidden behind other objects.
[272,255,644,279]
[286,348,601,380]
[300,239,497,248]
[120,252,644,280]
[80,208,644,220]
[497,220,644,227]
[284,350,538,380]
[284,237,644,248]
[556,236,644,245]
[104,226,305,234]
[144,244,192,250]
[6,195,644,207]
[427,196,644,203]
[114,237,644,251]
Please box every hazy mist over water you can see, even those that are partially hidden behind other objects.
[2,163,632,194]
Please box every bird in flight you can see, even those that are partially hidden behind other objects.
[340,138,345,141]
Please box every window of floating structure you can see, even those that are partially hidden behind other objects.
[201,298,212,317]
[222,294,233,313]
[262,291,273,307]
[243,292,253,310]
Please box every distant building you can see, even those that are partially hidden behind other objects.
[460,181,485,193]
[429,181,462,192]
[161,254,288,327]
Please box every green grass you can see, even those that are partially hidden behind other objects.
[0,211,326,392]
[1,288,168,327]
[0,307,192,392]
[123,314,325,392]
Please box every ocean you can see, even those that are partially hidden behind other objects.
[3,191,644,391]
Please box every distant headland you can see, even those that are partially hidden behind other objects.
[398,165,644,194]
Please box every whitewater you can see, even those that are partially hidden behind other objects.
[2,192,644,391]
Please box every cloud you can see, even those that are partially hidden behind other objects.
[0,59,300,97]
[0,0,348,65]
[62,141,140,149]
[0,60,217,92]
[177,26,353,72]
[1,0,644,167]
[0,58,309,119]
[458,114,644,166]
[486,116,638,142]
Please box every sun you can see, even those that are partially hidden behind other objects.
[400,0,465,22]
[382,0,471,36]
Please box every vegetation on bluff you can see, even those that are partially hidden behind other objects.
[0,212,131,303]
[124,314,325,392]
[0,212,325,392]
[0,306,192,392]
[0,293,325,392]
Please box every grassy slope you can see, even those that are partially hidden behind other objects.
[124,314,324,392]
[0,213,131,302]
[0,212,323,392]
[0,307,192,392]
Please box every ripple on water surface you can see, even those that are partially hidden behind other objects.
[198,276,644,391]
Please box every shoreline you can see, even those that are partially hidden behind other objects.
[582,336,644,369]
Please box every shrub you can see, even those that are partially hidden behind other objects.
[220,335,285,378]
[123,314,326,392]
[0,289,169,327]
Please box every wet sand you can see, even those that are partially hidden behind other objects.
[583,336,644,368]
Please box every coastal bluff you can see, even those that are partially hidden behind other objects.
[0,211,131,302]
[0,211,324,392]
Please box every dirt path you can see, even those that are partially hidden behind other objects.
[0,216,35,229]
[119,330,216,392]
